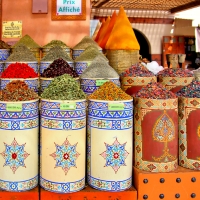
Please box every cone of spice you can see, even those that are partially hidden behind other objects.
[43,40,70,49]
[0,80,38,101]
[41,74,85,100]
[41,58,78,78]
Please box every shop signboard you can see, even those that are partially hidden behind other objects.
[2,21,22,38]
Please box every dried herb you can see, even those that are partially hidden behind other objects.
[157,68,193,77]
[1,63,38,78]
[43,40,70,48]
[88,81,132,100]
[176,80,200,98]
[41,58,78,78]
[6,44,37,62]
[12,34,41,48]
[135,82,177,99]
[0,80,38,101]
[41,74,86,100]
[120,63,155,77]
[80,55,118,78]
[73,36,102,50]
[0,40,11,49]
[75,46,108,62]
[41,46,73,62]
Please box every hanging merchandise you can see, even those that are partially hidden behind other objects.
[1,62,39,92]
[80,55,120,95]
[40,58,79,93]
[177,81,200,170]
[40,46,74,74]
[40,74,86,193]
[87,82,133,191]
[158,68,194,93]
[120,63,157,94]
[5,44,38,73]
[72,36,102,59]
[134,82,178,172]
[75,46,108,76]
[0,81,39,191]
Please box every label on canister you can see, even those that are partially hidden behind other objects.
[96,80,109,86]
[108,103,125,111]
[6,103,22,112]
[60,102,76,110]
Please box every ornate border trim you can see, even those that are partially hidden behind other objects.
[40,176,85,193]
[0,175,38,191]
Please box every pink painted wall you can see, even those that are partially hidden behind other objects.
[2,0,91,48]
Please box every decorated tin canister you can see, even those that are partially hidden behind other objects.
[75,61,92,76]
[179,97,200,170]
[87,99,133,191]
[40,99,86,193]
[134,98,178,172]
[0,100,39,191]
[80,78,120,95]
[4,61,39,73]
[0,61,4,75]
[158,76,194,93]
[122,76,157,94]
[0,49,10,61]
[1,78,39,93]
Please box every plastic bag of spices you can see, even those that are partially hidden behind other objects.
[134,82,178,172]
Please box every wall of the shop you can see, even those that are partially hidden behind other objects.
[2,0,91,47]
[174,19,195,36]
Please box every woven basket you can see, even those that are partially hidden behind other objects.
[106,50,139,74]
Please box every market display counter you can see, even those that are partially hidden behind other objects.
[40,185,137,200]
[133,166,200,200]
[0,186,39,200]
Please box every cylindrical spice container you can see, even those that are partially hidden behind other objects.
[40,74,86,193]
[0,62,4,75]
[87,82,133,191]
[5,61,39,73]
[134,82,178,172]
[120,64,157,94]
[158,68,194,93]
[1,78,39,93]
[0,49,10,61]
[40,77,53,93]
[177,81,200,170]
[0,81,39,191]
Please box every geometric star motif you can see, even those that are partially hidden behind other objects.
[50,138,80,175]
[0,138,30,174]
[100,138,129,174]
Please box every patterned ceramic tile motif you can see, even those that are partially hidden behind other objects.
[0,176,38,191]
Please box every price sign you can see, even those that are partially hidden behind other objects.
[108,103,125,111]
[96,80,109,86]
[87,61,91,66]
[6,103,22,112]
[60,102,76,110]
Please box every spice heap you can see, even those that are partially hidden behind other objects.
[0,40,10,49]
[81,55,119,78]
[12,34,41,48]
[73,36,102,50]
[43,40,70,48]
[1,63,38,78]
[41,74,86,100]
[41,46,73,62]
[41,58,78,78]
[135,82,177,99]
[88,82,132,100]
[75,46,108,62]
[6,44,37,62]
[157,68,193,77]
[0,80,38,101]
[176,81,200,98]
[121,63,155,77]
